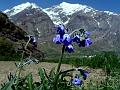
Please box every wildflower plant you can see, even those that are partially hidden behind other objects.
[0,35,39,90]
[53,24,92,53]
[0,24,92,90]
[52,24,92,89]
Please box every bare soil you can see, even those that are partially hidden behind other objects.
[0,61,106,85]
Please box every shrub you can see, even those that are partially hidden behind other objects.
[0,37,21,61]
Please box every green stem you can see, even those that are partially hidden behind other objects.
[17,51,25,78]
[59,68,75,75]
[53,45,65,90]
[17,38,31,78]
[56,45,65,73]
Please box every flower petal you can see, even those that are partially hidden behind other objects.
[65,44,74,53]
[85,31,90,38]
[57,24,65,36]
[83,71,89,80]
[78,40,86,47]
[63,34,72,46]
[53,34,62,44]
[77,68,89,80]
[72,77,83,86]
[72,35,80,43]
[85,38,92,46]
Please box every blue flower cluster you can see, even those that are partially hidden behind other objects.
[53,24,92,53]
[72,68,89,86]
[72,75,83,86]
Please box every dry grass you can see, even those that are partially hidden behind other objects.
[0,61,106,86]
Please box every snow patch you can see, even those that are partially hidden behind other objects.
[4,2,40,16]
[44,2,93,24]
[36,28,41,37]
[4,9,10,13]
[92,17,100,27]
[59,2,93,15]
[104,11,118,15]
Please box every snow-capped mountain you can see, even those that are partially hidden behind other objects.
[3,2,120,54]
[4,2,96,24]
[3,2,54,42]
[43,2,94,24]
[43,2,119,25]
[4,2,40,16]
[4,2,118,25]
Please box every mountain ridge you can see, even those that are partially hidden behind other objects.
[4,2,41,16]
[3,2,120,55]
[4,2,119,25]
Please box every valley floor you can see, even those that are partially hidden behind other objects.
[0,61,105,86]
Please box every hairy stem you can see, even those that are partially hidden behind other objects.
[17,37,31,78]
[59,68,75,75]
[53,45,65,90]
[56,45,65,73]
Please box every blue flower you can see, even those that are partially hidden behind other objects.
[85,31,90,38]
[78,38,92,47]
[56,24,65,36]
[78,40,86,47]
[53,24,92,53]
[53,34,62,44]
[85,38,92,46]
[72,35,80,43]
[72,76,83,86]
[83,71,89,80]
[63,34,72,46]
[77,68,89,80]
[65,44,74,53]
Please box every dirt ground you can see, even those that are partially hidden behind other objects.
[0,61,106,85]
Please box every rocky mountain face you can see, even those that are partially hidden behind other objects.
[43,2,94,25]
[66,9,120,52]
[4,2,120,55]
[44,2,120,53]
[4,2,55,43]
[0,12,26,41]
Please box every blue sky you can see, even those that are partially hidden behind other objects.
[0,0,120,13]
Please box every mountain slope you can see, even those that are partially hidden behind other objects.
[0,12,44,61]
[43,2,120,53]
[0,12,26,41]
[3,2,120,55]
[66,10,120,53]
[4,2,40,16]
[43,2,94,24]
[43,2,119,25]
[4,2,55,43]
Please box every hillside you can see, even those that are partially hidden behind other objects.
[0,12,44,61]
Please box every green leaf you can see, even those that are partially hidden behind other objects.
[34,84,45,90]
[26,73,33,90]
[1,75,16,90]
[37,68,51,90]
[43,68,51,82]
[49,67,56,80]
[38,68,46,82]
